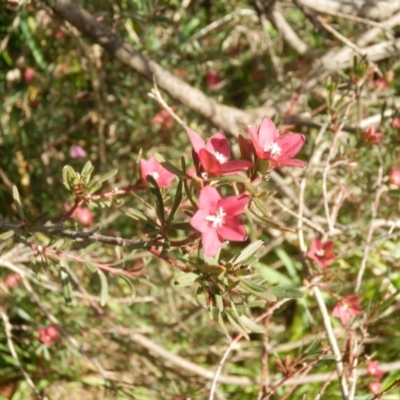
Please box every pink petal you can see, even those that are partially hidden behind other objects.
[206,133,230,159]
[187,129,205,154]
[190,209,211,233]
[219,194,249,216]
[246,125,265,159]
[218,216,247,241]
[198,186,221,210]
[218,160,254,174]
[275,133,305,159]
[198,149,221,174]
[202,229,223,257]
[257,118,280,149]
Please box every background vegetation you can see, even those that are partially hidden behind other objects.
[1,0,400,399]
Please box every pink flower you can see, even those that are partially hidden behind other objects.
[5,274,20,288]
[363,126,383,144]
[190,186,249,257]
[392,118,400,130]
[332,295,362,325]
[367,361,385,378]
[140,156,175,188]
[64,203,94,226]
[368,381,382,395]
[151,109,174,129]
[374,77,389,90]
[206,71,219,90]
[307,238,335,268]
[70,145,87,158]
[247,118,306,168]
[38,326,59,347]
[24,67,36,83]
[187,129,253,178]
[389,168,400,187]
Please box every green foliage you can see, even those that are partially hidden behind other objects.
[1,0,400,399]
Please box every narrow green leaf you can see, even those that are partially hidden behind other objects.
[62,165,76,190]
[226,311,249,340]
[252,197,272,218]
[238,315,265,334]
[84,261,97,273]
[153,153,187,178]
[215,294,224,313]
[118,275,136,299]
[232,240,264,265]
[168,179,183,222]
[88,181,103,195]
[195,287,207,308]
[60,266,72,305]
[181,156,197,208]
[125,208,151,222]
[96,168,118,183]
[12,185,25,220]
[267,286,303,299]
[0,231,14,241]
[81,161,94,180]
[146,175,165,223]
[217,312,230,339]
[211,174,250,184]
[173,272,199,287]
[239,279,277,301]
[97,269,108,307]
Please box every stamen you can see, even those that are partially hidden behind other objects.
[316,249,325,257]
[205,206,226,228]
[151,172,160,180]
[215,151,228,164]
[264,142,282,157]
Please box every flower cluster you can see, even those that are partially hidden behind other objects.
[38,326,59,347]
[139,117,306,256]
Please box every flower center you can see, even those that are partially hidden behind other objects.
[205,206,226,228]
[151,171,160,180]
[264,142,282,157]
[316,249,325,258]
[214,151,228,164]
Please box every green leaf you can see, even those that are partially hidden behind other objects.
[226,311,249,340]
[232,240,264,265]
[96,168,118,183]
[118,275,136,300]
[195,287,207,308]
[211,174,250,184]
[238,315,265,334]
[267,286,303,299]
[125,208,152,223]
[217,312,230,339]
[146,175,165,223]
[97,269,108,307]
[0,231,14,241]
[215,294,224,312]
[274,248,301,284]
[88,181,103,195]
[81,161,94,181]
[256,262,294,286]
[153,153,187,178]
[239,279,277,301]
[84,261,97,273]
[12,185,25,220]
[252,197,272,218]
[168,179,183,222]
[60,266,72,305]
[173,272,199,287]
[62,165,77,191]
